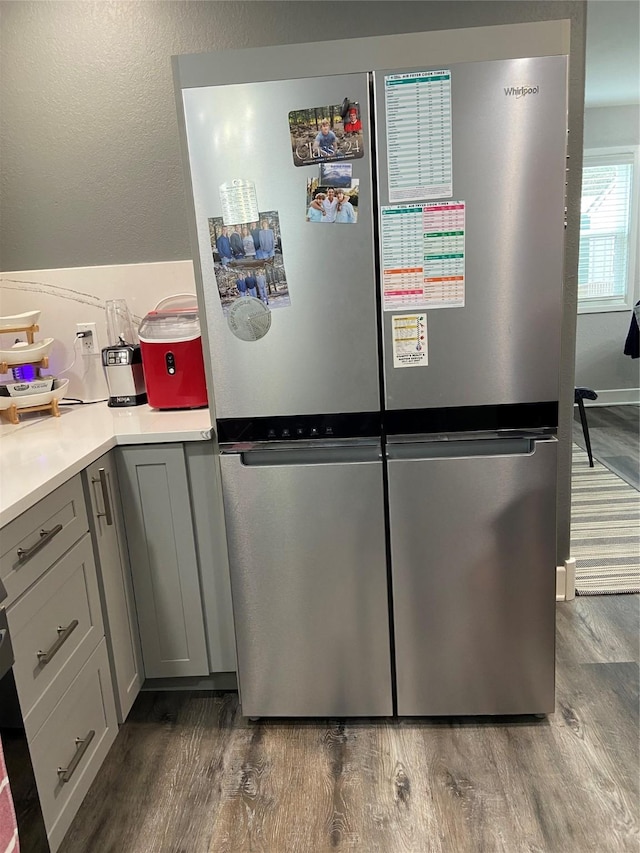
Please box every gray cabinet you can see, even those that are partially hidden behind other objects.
[184,443,236,674]
[84,453,143,722]
[2,475,118,852]
[116,444,209,678]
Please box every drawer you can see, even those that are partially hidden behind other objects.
[29,639,118,853]
[1,476,88,604]
[8,533,104,735]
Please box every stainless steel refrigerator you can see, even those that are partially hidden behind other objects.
[176,53,567,717]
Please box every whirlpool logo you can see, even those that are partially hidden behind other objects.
[504,85,540,98]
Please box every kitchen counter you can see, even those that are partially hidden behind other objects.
[0,403,212,527]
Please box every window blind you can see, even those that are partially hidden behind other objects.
[578,153,634,306]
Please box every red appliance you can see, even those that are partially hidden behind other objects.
[138,295,208,410]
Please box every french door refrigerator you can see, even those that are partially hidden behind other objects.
[176,53,567,717]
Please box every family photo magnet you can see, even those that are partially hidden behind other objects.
[208,210,291,317]
[289,99,364,167]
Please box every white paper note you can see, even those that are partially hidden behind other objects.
[392,313,428,368]
[219,179,259,226]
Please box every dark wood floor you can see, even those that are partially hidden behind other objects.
[61,591,640,853]
[573,404,639,489]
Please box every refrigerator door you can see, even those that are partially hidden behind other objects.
[374,56,568,411]
[387,436,557,715]
[182,73,380,419]
[220,444,392,717]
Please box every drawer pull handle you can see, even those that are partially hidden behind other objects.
[36,620,79,665]
[92,468,113,526]
[57,730,95,784]
[17,524,63,564]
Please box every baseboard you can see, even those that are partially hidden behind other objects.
[583,389,640,407]
[556,558,576,602]
[142,672,238,691]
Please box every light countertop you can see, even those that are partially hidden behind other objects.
[0,402,212,527]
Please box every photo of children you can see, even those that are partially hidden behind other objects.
[290,101,364,167]
[306,179,359,224]
[208,211,291,316]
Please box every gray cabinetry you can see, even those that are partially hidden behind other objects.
[84,452,143,722]
[116,444,209,678]
[184,443,236,674]
[2,475,118,852]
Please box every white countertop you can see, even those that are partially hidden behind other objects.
[0,402,212,527]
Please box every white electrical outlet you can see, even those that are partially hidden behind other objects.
[76,322,99,354]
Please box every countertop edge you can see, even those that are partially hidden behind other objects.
[0,435,117,528]
[113,427,212,444]
[1,406,213,528]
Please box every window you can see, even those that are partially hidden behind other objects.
[578,147,639,313]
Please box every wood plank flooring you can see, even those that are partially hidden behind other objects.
[573,405,639,489]
[61,594,639,853]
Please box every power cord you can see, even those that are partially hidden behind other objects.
[59,398,108,406]
[57,332,84,376]
[58,331,107,405]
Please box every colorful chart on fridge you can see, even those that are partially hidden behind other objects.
[385,70,452,202]
[381,201,465,311]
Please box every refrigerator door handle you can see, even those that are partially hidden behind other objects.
[241,442,382,467]
[386,436,556,462]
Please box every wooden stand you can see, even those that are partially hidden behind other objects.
[0,398,60,425]
[0,323,39,344]
[0,321,58,424]
[0,355,49,376]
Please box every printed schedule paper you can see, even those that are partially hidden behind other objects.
[392,313,428,368]
[381,201,465,311]
[385,70,452,202]
[219,179,259,226]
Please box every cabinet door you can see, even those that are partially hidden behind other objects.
[84,452,143,722]
[116,445,208,678]
[184,443,236,673]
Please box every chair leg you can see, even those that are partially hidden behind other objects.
[577,397,594,467]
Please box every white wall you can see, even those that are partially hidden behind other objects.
[0,262,197,401]
[575,104,640,403]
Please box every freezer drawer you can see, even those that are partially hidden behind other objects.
[388,437,557,716]
[220,445,392,717]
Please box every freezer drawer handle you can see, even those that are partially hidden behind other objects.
[92,468,113,526]
[36,620,79,666]
[16,524,63,565]
[57,730,95,784]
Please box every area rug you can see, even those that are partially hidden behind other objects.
[571,446,640,595]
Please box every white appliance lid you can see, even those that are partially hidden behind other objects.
[138,309,201,343]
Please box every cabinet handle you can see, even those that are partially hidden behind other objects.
[57,730,95,784]
[16,524,63,564]
[92,468,113,526]
[36,620,79,665]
